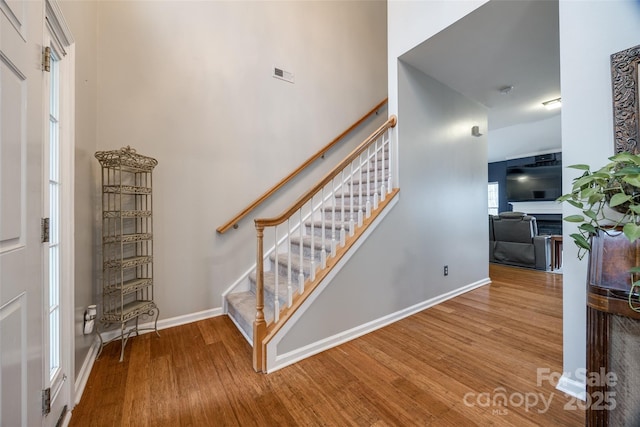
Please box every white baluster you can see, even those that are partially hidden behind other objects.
[366,146,372,218]
[387,133,393,194]
[310,194,316,282]
[331,177,337,257]
[298,209,304,294]
[274,226,279,322]
[381,134,387,202]
[321,187,327,269]
[358,153,364,227]
[287,219,292,308]
[349,162,355,237]
[340,170,346,247]
[373,139,379,210]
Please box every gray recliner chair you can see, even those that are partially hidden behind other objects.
[489,212,550,270]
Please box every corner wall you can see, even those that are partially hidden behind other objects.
[558,0,640,394]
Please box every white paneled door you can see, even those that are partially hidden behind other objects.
[0,0,45,426]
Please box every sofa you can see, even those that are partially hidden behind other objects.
[489,212,550,270]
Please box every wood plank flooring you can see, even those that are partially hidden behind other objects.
[70,264,584,426]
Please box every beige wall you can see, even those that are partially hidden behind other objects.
[62,0,387,376]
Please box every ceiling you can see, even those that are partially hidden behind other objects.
[399,0,561,163]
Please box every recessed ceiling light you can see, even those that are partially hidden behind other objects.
[542,97,562,110]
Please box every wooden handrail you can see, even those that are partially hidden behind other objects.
[216,98,388,234]
[255,115,397,229]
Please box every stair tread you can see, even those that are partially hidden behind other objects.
[290,235,333,251]
[349,174,390,185]
[269,251,313,272]
[305,219,352,229]
[249,271,299,303]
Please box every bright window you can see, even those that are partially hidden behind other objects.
[488,182,499,216]
[49,51,61,381]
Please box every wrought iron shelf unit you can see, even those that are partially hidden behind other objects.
[95,146,159,361]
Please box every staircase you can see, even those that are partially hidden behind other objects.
[223,116,398,371]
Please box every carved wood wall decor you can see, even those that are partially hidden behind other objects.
[611,44,640,154]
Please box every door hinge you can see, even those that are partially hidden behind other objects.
[42,387,51,416]
[43,46,51,72]
[41,218,50,243]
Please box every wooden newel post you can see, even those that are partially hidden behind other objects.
[253,224,267,372]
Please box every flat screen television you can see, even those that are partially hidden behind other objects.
[506,163,562,202]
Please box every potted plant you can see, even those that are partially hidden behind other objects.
[556,151,640,312]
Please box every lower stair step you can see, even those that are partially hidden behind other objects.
[226,291,275,343]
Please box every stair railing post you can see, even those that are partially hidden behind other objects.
[253,224,267,372]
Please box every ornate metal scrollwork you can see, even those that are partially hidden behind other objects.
[611,44,640,154]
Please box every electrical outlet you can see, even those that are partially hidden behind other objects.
[444,265,449,276]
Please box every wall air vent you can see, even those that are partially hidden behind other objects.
[273,66,295,84]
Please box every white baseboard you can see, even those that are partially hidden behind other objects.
[267,276,491,373]
[74,335,100,405]
[556,373,586,401]
[97,307,223,342]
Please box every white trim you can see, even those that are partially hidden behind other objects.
[221,265,254,313]
[508,201,562,215]
[74,336,100,405]
[556,374,586,401]
[45,0,74,48]
[267,274,490,373]
[97,307,224,343]
[227,311,253,346]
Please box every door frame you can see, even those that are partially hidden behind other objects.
[42,1,75,424]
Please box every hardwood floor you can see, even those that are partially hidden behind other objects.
[70,264,584,426]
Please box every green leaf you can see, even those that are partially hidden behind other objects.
[578,223,597,234]
[609,193,633,207]
[567,200,584,209]
[629,266,640,274]
[623,223,640,243]
[591,172,613,179]
[567,164,591,170]
[610,152,639,163]
[570,233,591,250]
[572,175,595,188]
[615,167,640,175]
[564,215,585,222]
[580,187,597,199]
[587,193,604,206]
[622,175,640,187]
[629,205,640,214]
[584,210,598,220]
